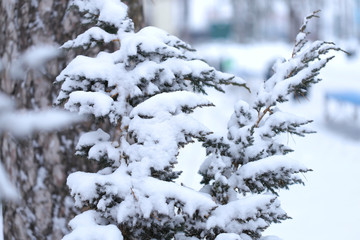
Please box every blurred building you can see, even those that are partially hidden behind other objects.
[144,0,360,44]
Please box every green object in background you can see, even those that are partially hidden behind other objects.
[210,23,231,39]
[220,57,234,72]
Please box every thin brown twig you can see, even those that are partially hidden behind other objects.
[111,92,119,99]
[299,91,310,102]
[151,213,161,221]
[255,105,272,127]
[131,187,138,201]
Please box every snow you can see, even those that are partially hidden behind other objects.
[62,27,118,49]
[177,42,360,240]
[206,195,281,230]
[75,129,120,162]
[76,129,110,148]
[0,109,83,137]
[130,91,213,117]
[56,53,119,88]
[136,177,216,216]
[232,155,307,181]
[215,233,243,240]
[65,91,114,117]
[126,91,213,177]
[67,166,216,223]
[63,210,123,240]
[69,0,129,30]
[87,142,120,162]
[264,49,360,240]
[57,1,360,238]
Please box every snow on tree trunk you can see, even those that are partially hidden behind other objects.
[57,1,342,240]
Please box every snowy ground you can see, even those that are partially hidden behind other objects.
[176,42,360,240]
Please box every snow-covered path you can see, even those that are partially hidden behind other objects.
[177,43,360,240]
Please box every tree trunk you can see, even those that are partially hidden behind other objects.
[123,0,145,31]
[0,1,84,239]
[0,0,143,239]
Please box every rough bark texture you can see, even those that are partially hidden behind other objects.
[123,0,145,31]
[1,1,92,239]
[0,0,144,239]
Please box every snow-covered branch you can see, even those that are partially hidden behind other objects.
[58,3,342,240]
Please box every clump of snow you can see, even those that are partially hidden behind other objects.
[63,210,123,240]
[69,0,130,31]
[234,155,306,180]
[65,91,114,117]
[130,91,213,117]
[76,129,110,148]
[62,27,118,49]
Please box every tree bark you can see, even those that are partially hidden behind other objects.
[123,0,145,31]
[0,0,144,238]
[1,1,95,239]
[1,0,145,238]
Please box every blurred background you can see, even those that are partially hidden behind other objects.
[144,0,360,43]
[144,1,360,240]
[143,0,360,79]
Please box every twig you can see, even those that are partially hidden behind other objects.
[131,187,138,201]
[255,105,272,127]
[151,213,161,221]
[299,91,310,101]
